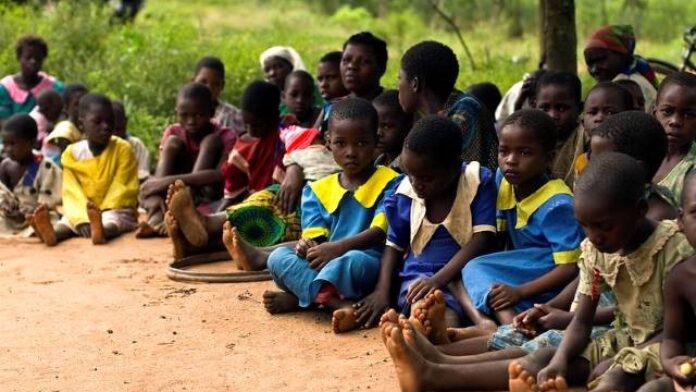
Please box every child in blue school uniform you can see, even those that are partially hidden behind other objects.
[262,97,399,332]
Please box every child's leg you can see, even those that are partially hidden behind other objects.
[32,204,73,246]
[191,133,225,201]
[264,246,318,314]
[637,377,674,392]
[222,222,272,271]
[450,279,498,334]
[91,206,138,245]
[494,308,516,325]
[589,367,646,392]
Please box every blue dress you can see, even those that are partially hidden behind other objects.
[462,171,584,315]
[267,166,399,307]
[386,162,497,322]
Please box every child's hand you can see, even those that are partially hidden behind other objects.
[665,356,696,388]
[406,277,440,304]
[488,284,522,311]
[275,165,303,215]
[76,223,91,238]
[307,242,345,271]
[513,308,541,337]
[295,238,319,258]
[353,289,390,328]
[536,305,573,331]
[140,178,166,198]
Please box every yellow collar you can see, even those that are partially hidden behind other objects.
[310,166,398,213]
[497,177,572,229]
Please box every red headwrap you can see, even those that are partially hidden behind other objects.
[585,25,636,55]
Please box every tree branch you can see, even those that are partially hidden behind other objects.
[427,0,477,70]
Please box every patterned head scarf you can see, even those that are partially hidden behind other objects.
[585,25,636,55]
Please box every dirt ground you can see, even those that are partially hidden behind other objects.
[0,235,399,391]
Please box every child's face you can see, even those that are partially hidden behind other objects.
[497,124,551,186]
[68,91,87,121]
[81,103,114,149]
[39,99,63,123]
[584,48,628,82]
[263,57,293,90]
[535,85,580,139]
[328,118,376,176]
[18,45,44,78]
[112,105,127,138]
[653,84,696,151]
[0,131,33,162]
[397,69,418,114]
[341,44,381,96]
[401,147,458,200]
[193,67,224,101]
[582,88,627,135]
[678,179,696,247]
[575,193,643,254]
[619,82,645,111]
[176,96,212,137]
[375,104,407,155]
[242,111,277,138]
[283,77,313,118]
[317,62,347,100]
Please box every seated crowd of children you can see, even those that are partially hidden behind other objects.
[1,25,696,392]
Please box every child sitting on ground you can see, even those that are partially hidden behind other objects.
[43,83,89,164]
[533,71,583,187]
[398,40,498,170]
[462,109,582,326]
[32,94,139,246]
[317,51,348,102]
[373,90,413,171]
[0,114,61,236]
[351,116,496,338]
[653,72,696,203]
[192,56,243,136]
[112,100,150,181]
[29,89,63,148]
[137,82,236,237]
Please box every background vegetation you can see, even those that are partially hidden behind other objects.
[0,0,693,157]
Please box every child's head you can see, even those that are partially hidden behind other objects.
[1,114,37,163]
[78,93,114,150]
[283,70,315,119]
[401,116,462,200]
[398,40,458,113]
[590,111,667,184]
[260,46,304,90]
[533,71,582,139]
[498,109,557,186]
[15,35,48,79]
[317,51,348,101]
[36,89,63,123]
[678,170,696,246]
[466,82,502,117]
[176,82,215,137]
[574,152,648,254]
[341,31,388,97]
[372,89,413,156]
[614,79,645,111]
[582,82,634,135]
[654,72,696,152]
[583,25,636,82]
[112,100,128,139]
[61,83,89,122]
[327,97,378,176]
[192,56,226,102]
[241,81,281,138]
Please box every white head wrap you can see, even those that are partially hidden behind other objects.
[259,46,306,72]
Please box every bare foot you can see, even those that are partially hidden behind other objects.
[27,213,43,242]
[32,204,57,246]
[412,290,449,345]
[379,309,401,345]
[263,290,299,314]
[222,222,266,271]
[446,321,497,342]
[539,375,568,392]
[166,180,208,247]
[332,307,359,334]
[399,315,446,363]
[87,201,106,245]
[384,317,431,392]
[508,361,539,392]
[164,211,192,259]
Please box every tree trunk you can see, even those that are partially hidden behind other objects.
[542,0,576,74]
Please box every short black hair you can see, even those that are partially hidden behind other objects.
[372,89,401,110]
[401,40,458,100]
[320,51,343,66]
[15,35,48,59]
[2,113,38,141]
[241,81,281,117]
[575,152,645,207]
[404,115,463,166]
[78,93,113,117]
[61,83,89,105]
[586,81,634,110]
[112,100,126,117]
[178,82,215,114]
[500,109,557,153]
[590,111,666,180]
[657,71,696,100]
[536,71,582,105]
[329,97,378,136]
[36,89,62,108]
[466,82,502,115]
[343,31,388,76]
[285,70,315,91]
[194,55,225,80]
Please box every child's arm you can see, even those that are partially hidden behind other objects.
[101,142,139,210]
[489,264,578,311]
[661,262,696,386]
[306,227,385,270]
[276,163,304,214]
